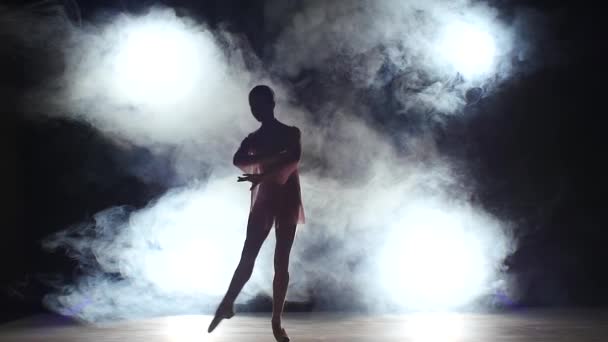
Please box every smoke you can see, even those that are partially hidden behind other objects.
[20,6,266,183]
[6,0,530,321]
[267,0,517,114]
[43,178,251,320]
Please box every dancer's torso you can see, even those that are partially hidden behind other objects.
[244,123,305,223]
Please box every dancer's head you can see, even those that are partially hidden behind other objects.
[248,85,275,122]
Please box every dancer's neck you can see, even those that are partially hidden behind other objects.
[260,117,279,129]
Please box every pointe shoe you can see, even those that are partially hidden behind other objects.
[272,322,290,342]
[207,305,235,333]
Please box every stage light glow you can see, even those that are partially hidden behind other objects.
[437,21,497,79]
[378,203,495,310]
[112,19,209,106]
[114,178,248,296]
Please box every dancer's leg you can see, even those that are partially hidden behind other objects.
[208,207,272,332]
[271,215,297,341]
[223,210,272,305]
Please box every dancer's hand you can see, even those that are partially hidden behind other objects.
[237,173,265,190]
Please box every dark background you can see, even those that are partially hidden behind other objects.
[0,0,605,322]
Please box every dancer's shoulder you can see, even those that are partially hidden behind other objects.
[273,121,300,137]
[239,131,257,147]
[287,125,301,137]
[247,128,262,139]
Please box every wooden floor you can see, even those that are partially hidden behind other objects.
[1,310,607,341]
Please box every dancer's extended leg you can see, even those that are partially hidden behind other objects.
[208,207,272,333]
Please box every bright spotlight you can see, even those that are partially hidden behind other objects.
[437,21,497,79]
[112,19,204,106]
[118,178,247,297]
[378,204,493,310]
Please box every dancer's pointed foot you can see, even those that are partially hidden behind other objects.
[207,304,235,333]
[272,319,290,342]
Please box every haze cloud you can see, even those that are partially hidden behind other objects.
[2,1,529,321]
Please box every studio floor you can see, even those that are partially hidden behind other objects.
[0,310,607,341]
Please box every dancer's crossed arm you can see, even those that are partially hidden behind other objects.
[234,128,301,188]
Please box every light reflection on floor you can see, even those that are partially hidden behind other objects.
[405,313,466,342]
[1,310,607,341]
[165,315,212,342]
